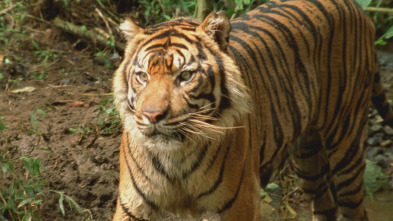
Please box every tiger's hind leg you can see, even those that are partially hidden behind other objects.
[290,129,338,221]
[324,118,369,221]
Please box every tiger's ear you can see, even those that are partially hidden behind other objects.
[119,18,144,40]
[198,11,231,51]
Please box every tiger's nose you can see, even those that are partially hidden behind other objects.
[142,110,167,123]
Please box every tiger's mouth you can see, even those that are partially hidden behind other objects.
[135,110,223,143]
[138,123,185,141]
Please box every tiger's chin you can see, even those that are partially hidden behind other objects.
[135,127,188,151]
[143,130,184,143]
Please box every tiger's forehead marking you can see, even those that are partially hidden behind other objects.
[139,47,189,75]
[134,19,200,75]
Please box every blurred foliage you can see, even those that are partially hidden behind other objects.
[0,149,87,220]
[363,160,389,198]
[356,0,393,44]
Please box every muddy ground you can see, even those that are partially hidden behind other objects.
[1,12,393,221]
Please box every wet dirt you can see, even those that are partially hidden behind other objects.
[1,30,121,220]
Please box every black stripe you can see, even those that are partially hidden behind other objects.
[126,133,149,181]
[150,152,173,181]
[217,167,245,213]
[183,93,200,109]
[336,164,365,193]
[313,207,338,217]
[338,198,363,209]
[189,93,216,106]
[123,146,158,210]
[302,182,329,200]
[204,46,230,111]
[182,144,208,179]
[295,164,330,181]
[232,21,303,137]
[204,143,224,173]
[195,36,207,60]
[122,60,131,87]
[119,198,149,221]
[298,142,322,158]
[143,30,195,48]
[189,75,204,93]
[338,179,363,198]
[180,27,196,31]
[197,142,231,199]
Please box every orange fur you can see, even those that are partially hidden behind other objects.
[113,0,392,220]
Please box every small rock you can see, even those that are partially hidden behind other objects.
[375,155,389,168]
[375,115,384,123]
[367,136,381,146]
[371,124,382,132]
[383,126,393,135]
[366,147,384,159]
[380,140,392,147]
[59,78,71,85]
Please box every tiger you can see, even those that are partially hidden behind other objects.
[112,0,393,220]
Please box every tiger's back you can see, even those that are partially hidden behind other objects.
[230,0,376,157]
[113,0,393,220]
[228,0,379,219]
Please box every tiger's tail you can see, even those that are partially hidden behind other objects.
[371,64,393,127]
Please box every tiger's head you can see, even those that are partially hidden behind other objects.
[113,12,250,150]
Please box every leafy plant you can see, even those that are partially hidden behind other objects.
[29,109,47,136]
[363,159,389,198]
[0,150,85,220]
[139,0,197,24]
[95,50,113,68]
[32,41,59,65]
[95,97,121,134]
[375,23,393,45]
[355,0,393,45]
[0,115,6,132]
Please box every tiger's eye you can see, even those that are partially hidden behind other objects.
[179,71,193,82]
[136,72,149,83]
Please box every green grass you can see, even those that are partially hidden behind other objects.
[0,150,87,220]
[0,111,89,220]
[95,97,121,134]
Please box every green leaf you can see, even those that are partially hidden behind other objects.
[363,159,388,197]
[375,38,387,46]
[355,0,372,9]
[260,188,267,197]
[30,112,38,132]
[0,122,6,131]
[21,213,32,221]
[58,192,65,216]
[68,128,78,134]
[18,198,33,208]
[36,109,47,118]
[65,195,83,213]
[384,25,393,39]
[2,162,13,175]
[31,41,40,51]
[266,182,280,190]
[25,186,35,198]
[21,157,34,175]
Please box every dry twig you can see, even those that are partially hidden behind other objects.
[365,7,393,13]
[52,17,125,51]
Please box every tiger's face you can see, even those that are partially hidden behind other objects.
[128,38,220,141]
[114,13,250,148]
